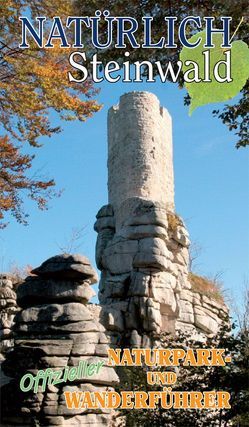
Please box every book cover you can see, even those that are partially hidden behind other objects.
[0,2,248,426]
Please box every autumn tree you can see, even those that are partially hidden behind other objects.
[0,0,100,226]
[76,0,249,148]
[0,136,56,227]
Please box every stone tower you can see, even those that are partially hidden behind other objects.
[95,91,228,348]
[108,92,174,229]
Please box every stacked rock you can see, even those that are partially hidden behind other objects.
[0,274,19,361]
[95,199,190,348]
[1,254,119,427]
[0,273,20,389]
[95,198,227,347]
[95,92,228,348]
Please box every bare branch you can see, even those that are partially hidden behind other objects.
[56,226,87,254]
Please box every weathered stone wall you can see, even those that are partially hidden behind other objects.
[108,92,174,230]
[1,255,119,427]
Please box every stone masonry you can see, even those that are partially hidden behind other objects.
[108,92,174,230]
[95,91,228,347]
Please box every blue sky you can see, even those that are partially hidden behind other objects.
[1,79,249,308]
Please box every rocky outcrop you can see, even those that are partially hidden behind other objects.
[1,254,119,427]
[95,199,228,347]
[0,91,230,426]
[95,92,228,347]
[176,288,228,337]
[0,274,20,388]
[0,274,19,359]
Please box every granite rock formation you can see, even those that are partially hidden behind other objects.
[95,92,228,347]
[1,254,119,427]
[0,274,19,360]
[0,274,20,388]
[0,91,229,426]
[95,200,228,347]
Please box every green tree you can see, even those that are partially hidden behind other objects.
[119,322,249,426]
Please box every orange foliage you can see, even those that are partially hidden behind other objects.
[0,135,57,226]
[0,1,101,225]
[0,1,101,145]
[188,272,224,303]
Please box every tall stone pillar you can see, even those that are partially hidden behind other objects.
[108,92,174,229]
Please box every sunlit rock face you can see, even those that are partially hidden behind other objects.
[0,254,119,427]
[0,274,19,362]
[95,92,228,348]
